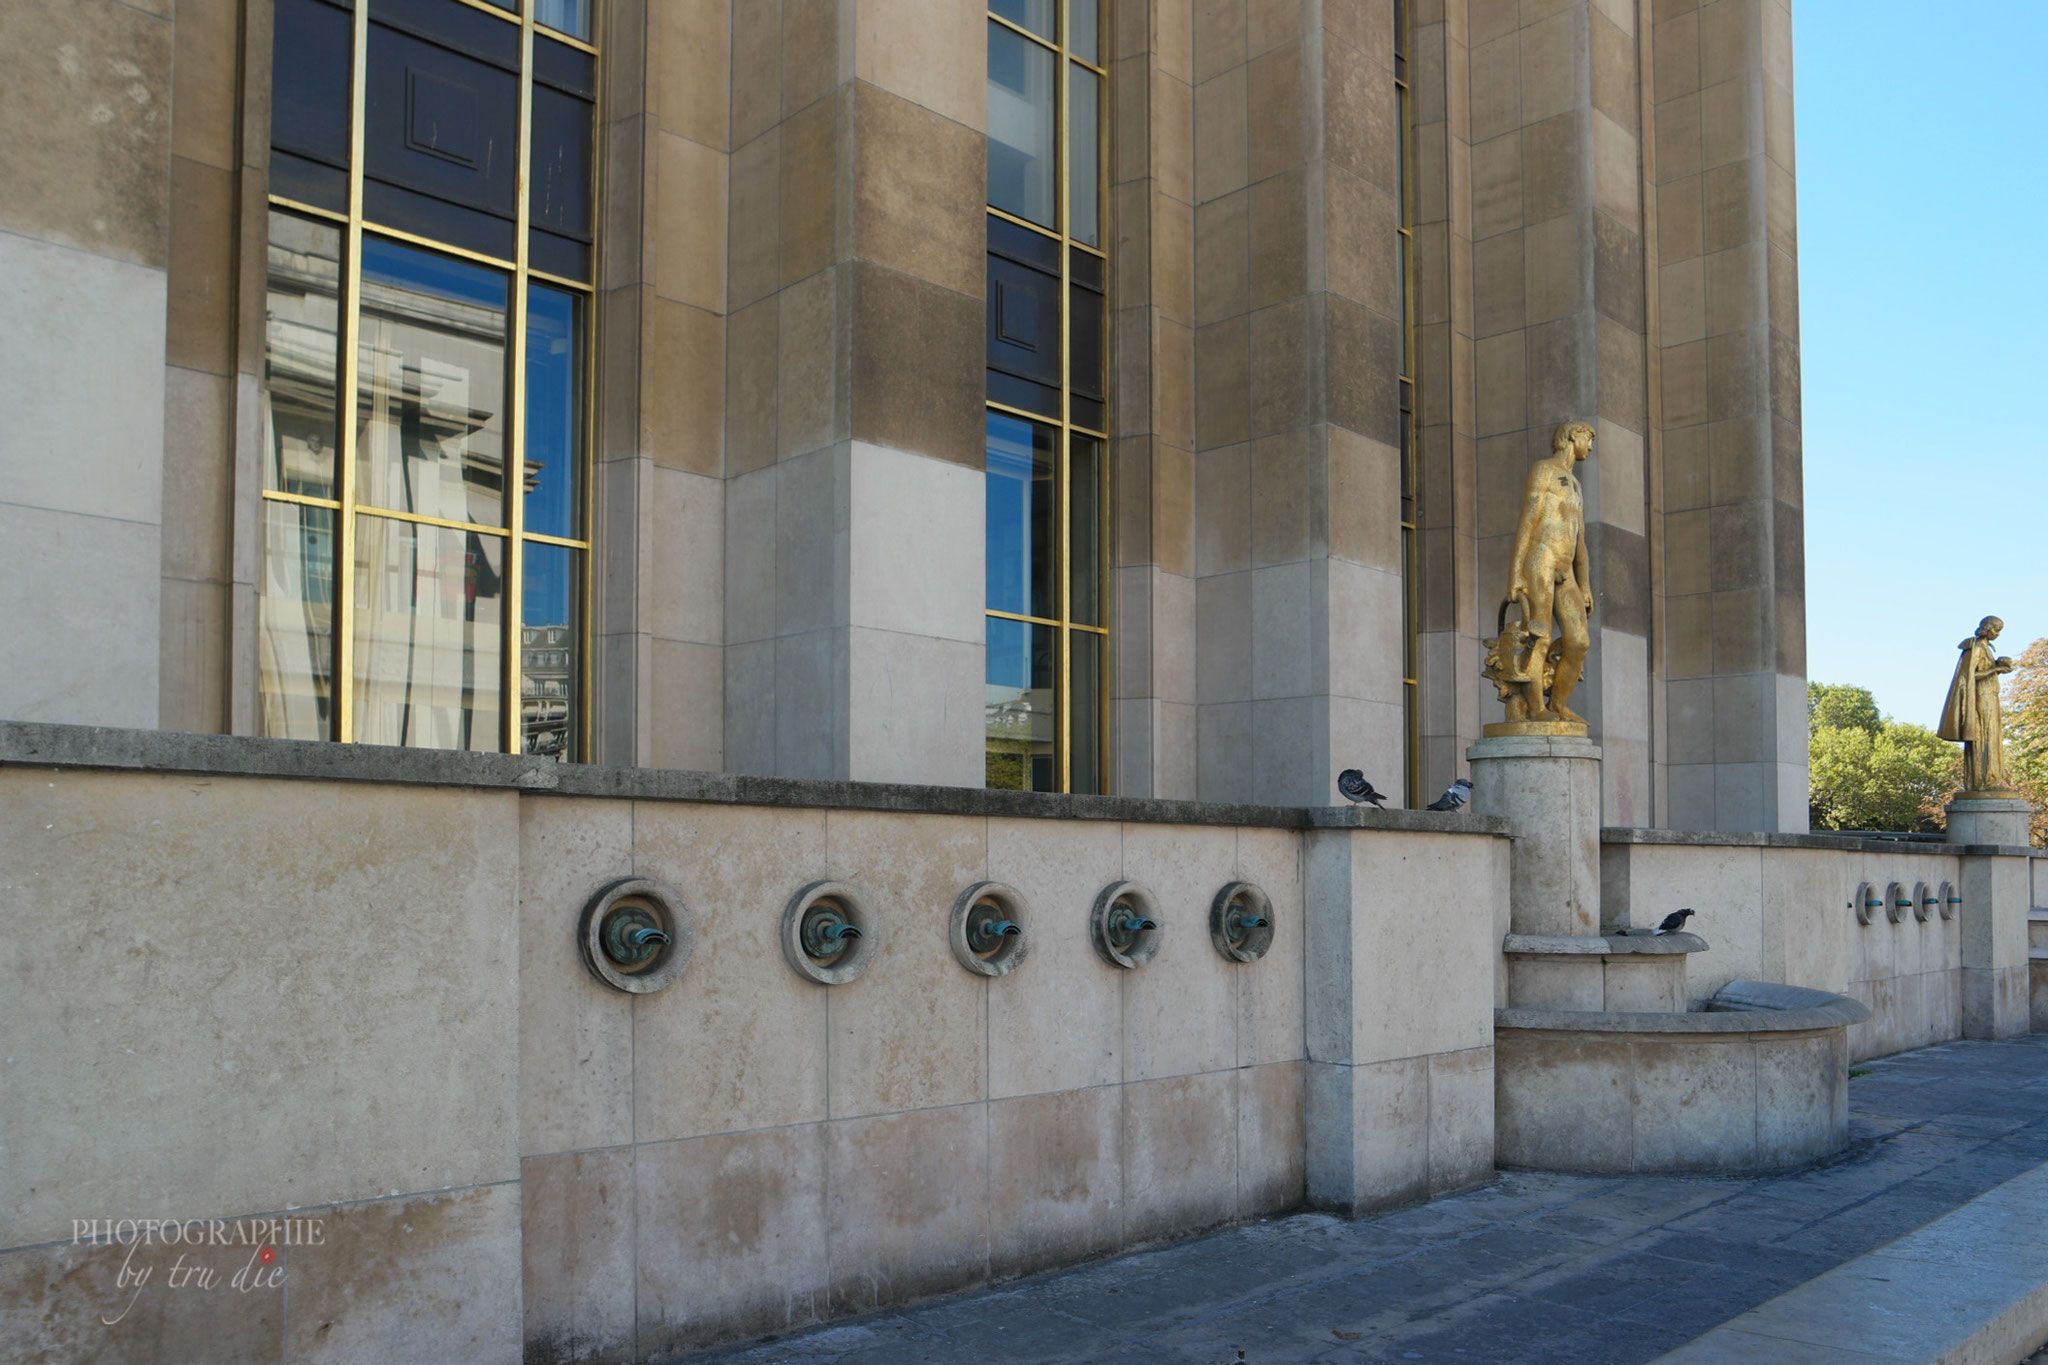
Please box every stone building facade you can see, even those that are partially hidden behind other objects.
[0,0,1806,830]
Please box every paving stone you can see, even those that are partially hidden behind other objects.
[683,1035,2048,1365]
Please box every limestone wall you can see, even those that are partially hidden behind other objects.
[0,732,1506,1359]
[1603,832,1966,1062]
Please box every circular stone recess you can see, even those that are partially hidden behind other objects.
[781,880,878,986]
[1852,881,1877,927]
[948,882,1031,977]
[578,877,696,995]
[1209,881,1275,963]
[1091,881,1163,969]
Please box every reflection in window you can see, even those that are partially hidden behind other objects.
[986,617,1056,791]
[259,0,594,758]
[987,21,1056,228]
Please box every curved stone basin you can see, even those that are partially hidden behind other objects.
[1494,984,1872,1174]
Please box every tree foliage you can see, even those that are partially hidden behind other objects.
[2001,637,2048,845]
[1807,681,1881,736]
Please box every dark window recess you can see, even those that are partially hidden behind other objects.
[987,371,1060,419]
[533,34,597,98]
[1068,248,1104,291]
[1070,395,1106,433]
[364,21,519,256]
[529,83,593,245]
[987,254,1060,391]
[529,230,590,281]
[1068,282,1104,403]
[988,214,1060,273]
[272,0,354,172]
[270,151,349,213]
[370,0,519,71]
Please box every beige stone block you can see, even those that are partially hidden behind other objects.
[1518,8,1575,124]
[724,296,778,475]
[1495,1031,1632,1169]
[1662,337,1708,428]
[1522,110,1583,225]
[1194,0,1246,83]
[161,365,233,582]
[1469,33,1521,146]
[849,262,983,467]
[157,575,225,733]
[0,0,171,267]
[1124,1071,1239,1243]
[727,131,780,310]
[0,773,518,1246]
[1155,316,1198,454]
[1474,331,1526,437]
[1234,825,1306,1066]
[1328,427,1402,573]
[1657,91,1702,183]
[1595,418,1646,536]
[0,1233,278,1364]
[1323,164,1395,315]
[648,639,725,771]
[779,97,842,288]
[636,1125,828,1355]
[1508,955,1604,1010]
[1155,0,1194,80]
[1195,189,1249,326]
[648,297,725,476]
[1248,426,1313,565]
[1196,441,1252,574]
[523,1148,635,1364]
[1472,228,1524,339]
[1699,76,1750,171]
[1427,1045,1495,1195]
[1306,1055,1428,1212]
[1659,257,1705,346]
[1701,159,1754,255]
[1592,112,1641,233]
[1703,242,1761,337]
[652,0,729,148]
[1590,9,1637,131]
[1238,1059,1306,1215]
[827,1103,990,1313]
[1631,1038,1758,1169]
[1154,190,1195,326]
[1194,66,1249,203]
[855,0,985,130]
[1658,171,1703,262]
[781,0,841,117]
[1247,297,1309,437]
[1153,70,1195,205]
[988,1087,1124,1278]
[1196,317,1250,448]
[518,798,635,1156]
[730,0,781,145]
[1247,167,1306,308]
[172,0,238,170]
[629,802,830,1140]
[1523,212,1579,325]
[776,267,840,459]
[821,811,988,1115]
[1246,42,1304,177]
[1471,130,1523,240]
[287,1184,521,1363]
[1324,32,1397,193]
[1248,0,1305,56]
[1697,0,1746,88]
[853,82,983,298]
[1653,7,1700,101]
[1121,821,1240,1080]
[655,131,728,311]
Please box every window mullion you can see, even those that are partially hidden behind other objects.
[505,8,536,756]
[333,0,371,744]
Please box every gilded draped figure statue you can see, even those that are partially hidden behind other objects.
[1482,421,1594,737]
[1938,615,2018,792]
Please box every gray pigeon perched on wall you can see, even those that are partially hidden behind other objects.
[1337,770,1387,807]
[1654,908,1695,935]
[1426,778,1472,812]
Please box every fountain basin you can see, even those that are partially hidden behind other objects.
[1495,983,1871,1174]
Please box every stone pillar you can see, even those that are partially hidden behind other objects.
[1468,735,1603,936]
[1302,824,1505,1214]
[1959,848,2033,1040]
[1946,796,2034,850]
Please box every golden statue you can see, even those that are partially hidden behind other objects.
[1482,421,1594,737]
[1938,615,2018,792]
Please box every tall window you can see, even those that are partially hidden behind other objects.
[984,0,1108,794]
[260,0,596,759]
[1396,0,1420,804]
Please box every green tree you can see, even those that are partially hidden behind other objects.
[2000,637,2048,845]
[1807,682,1957,832]
[1807,681,1881,735]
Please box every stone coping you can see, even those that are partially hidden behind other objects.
[0,721,1515,834]
[1496,991,1871,1035]
[1602,826,2039,859]
[1502,931,1707,956]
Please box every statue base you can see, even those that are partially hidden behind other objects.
[1945,793,2034,848]
[1482,719,1589,739]
[1467,735,1602,938]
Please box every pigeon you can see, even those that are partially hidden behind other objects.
[1425,778,1472,812]
[1337,769,1387,807]
[1653,908,1695,935]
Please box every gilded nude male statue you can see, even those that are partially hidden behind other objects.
[1938,615,2017,792]
[1481,421,1594,735]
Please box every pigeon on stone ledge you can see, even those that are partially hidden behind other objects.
[1337,770,1387,807]
[1654,908,1695,935]
[1426,778,1472,812]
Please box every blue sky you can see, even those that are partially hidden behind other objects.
[1795,3,2048,726]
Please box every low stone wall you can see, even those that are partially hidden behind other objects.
[1603,832,1967,1062]
[0,724,1507,1361]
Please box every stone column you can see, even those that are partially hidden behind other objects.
[1950,797,2036,1040]
[1468,735,1603,936]
[1946,796,2034,849]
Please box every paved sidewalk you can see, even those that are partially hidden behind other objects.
[683,1035,2048,1364]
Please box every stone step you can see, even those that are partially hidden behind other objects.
[1651,1161,2048,1364]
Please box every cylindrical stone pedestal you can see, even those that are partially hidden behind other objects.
[1945,795,2034,848]
[1468,735,1603,938]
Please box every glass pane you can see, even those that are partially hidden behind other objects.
[524,285,583,539]
[988,21,1056,228]
[1068,435,1103,626]
[1068,64,1101,247]
[264,212,343,499]
[985,412,1057,620]
[1396,232,1409,375]
[258,501,335,740]
[1070,629,1103,795]
[990,0,1054,41]
[521,542,580,760]
[356,236,511,527]
[352,514,506,750]
[1070,0,1099,63]
[987,617,1056,791]
[534,0,590,40]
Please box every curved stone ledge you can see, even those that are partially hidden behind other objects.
[1496,994,1870,1035]
[1502,931,1707,956]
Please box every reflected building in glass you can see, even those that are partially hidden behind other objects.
[4,0,1809,830]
